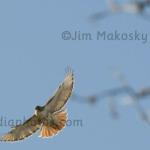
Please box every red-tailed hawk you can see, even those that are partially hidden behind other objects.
[0,70,74,142]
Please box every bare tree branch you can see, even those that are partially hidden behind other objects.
[71,71,150,126]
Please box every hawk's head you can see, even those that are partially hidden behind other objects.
[35,106,44,116]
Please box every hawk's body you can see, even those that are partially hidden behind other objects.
[0,70,74,142]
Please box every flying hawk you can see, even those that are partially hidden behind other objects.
[0,70,74,142]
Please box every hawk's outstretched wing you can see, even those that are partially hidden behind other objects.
[0,115,41,142]
[44,70,74,113]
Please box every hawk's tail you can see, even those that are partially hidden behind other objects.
[39,111,67,138]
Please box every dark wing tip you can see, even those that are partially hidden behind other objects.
[65,66,74,75]
[0,133,16,142]
[0,131,35,142]
[64,67,74,89]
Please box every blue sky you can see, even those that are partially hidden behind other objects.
[0,0,150,149]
